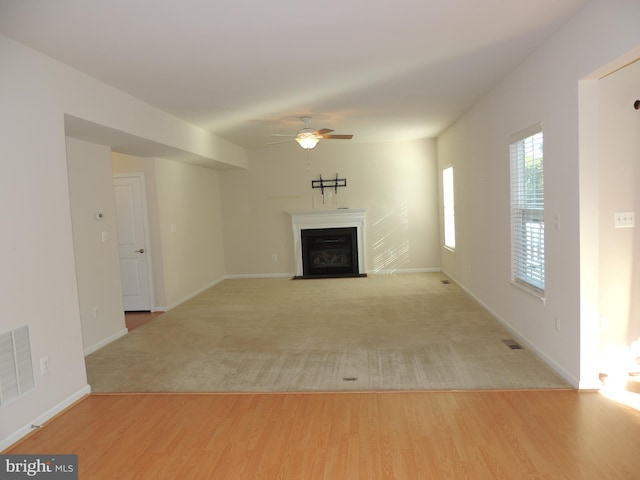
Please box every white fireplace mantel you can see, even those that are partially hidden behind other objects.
[288,209,366,277]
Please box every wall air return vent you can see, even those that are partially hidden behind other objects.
[0,325,35,406]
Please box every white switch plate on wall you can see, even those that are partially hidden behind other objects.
[614,211,635,228]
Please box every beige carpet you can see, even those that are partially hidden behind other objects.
[86,273,570,392]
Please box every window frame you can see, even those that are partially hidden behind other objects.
[442,165,456,251]
[509,124,545,298]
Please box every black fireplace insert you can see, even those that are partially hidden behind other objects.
[300,227,362,278]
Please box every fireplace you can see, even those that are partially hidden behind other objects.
[301,227,359,278]
[289,209,367,279]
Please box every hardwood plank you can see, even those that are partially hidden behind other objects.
[5,391,640,479]
[124,311,163,331]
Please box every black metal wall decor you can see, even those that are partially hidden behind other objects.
[312,174,347,203]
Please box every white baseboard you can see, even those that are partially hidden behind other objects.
[152,275,290,313]
[368,267,441,275]
[165,277,226,311]
[442,270,581,389]
[225,273,294,279]
[225,269,441,279]
[578,378,603,390]
[83,328,128,356]
[0,385,91,451]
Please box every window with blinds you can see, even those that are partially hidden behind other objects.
[510,124,544,295]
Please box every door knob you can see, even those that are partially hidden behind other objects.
[135,248,145,254]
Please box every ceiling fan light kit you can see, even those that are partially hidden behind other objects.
[295,132,320,150]
[271,116,354,150]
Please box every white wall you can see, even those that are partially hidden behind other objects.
[597,59,640,376]
[67,137,127,354]
[0,37,89,448]
[219,138,441,276]
[113,153,228,311]
[437,0,640,388]
[155,159,227,308]
[71,146,227,353]
[0,33,245,449]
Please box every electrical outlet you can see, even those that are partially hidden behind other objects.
[554,316,560,332]
[272,254,278,262]
[40,356,50,375]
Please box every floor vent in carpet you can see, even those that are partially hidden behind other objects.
[343,377,358,382]
[502,339,523,350]
[441,280,450,284]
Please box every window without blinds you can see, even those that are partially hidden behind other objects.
[510,125,544,294]
[442,166,455,250]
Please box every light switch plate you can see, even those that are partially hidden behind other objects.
[614,211,635,228]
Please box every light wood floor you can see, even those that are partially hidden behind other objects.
[124,311,163,331]
[6,390,640,479]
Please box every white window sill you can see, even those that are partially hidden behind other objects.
[509,281,546,305]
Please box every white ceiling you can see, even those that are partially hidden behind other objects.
[0,0,590,151]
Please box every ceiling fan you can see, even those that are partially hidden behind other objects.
[270,116,353,150]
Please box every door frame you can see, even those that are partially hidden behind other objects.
[113,173,156,312]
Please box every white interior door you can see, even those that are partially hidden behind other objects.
[114,175,152,311]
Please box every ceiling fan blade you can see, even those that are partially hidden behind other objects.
[267,139,294,145]
[270,133,297,137]
[322,134,353,140]
[314,128,334,136]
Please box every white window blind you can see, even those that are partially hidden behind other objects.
[443,166,455,249]
[510,125,544,294]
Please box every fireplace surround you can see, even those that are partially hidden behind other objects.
[289,209,366,278]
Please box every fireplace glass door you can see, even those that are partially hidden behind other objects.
[301,227,359,277]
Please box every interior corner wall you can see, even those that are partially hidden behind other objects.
[112,152,167,310]
[0,32,241,448]
[219,138,440,276]
[154,158,227,309]
[0,36,89,448]
[436,0,640,387]
[66,137,127,353]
